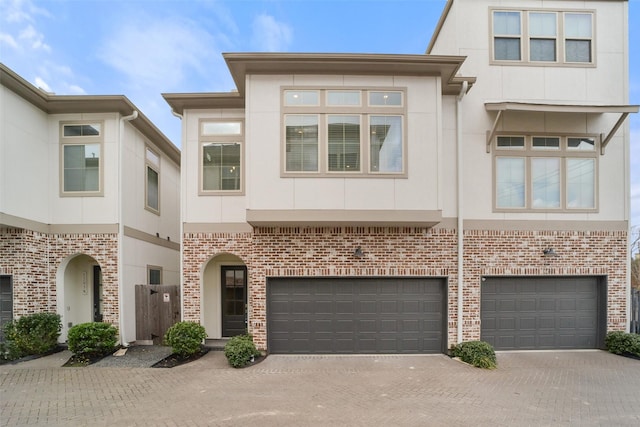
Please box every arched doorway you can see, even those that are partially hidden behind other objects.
[202,253,247,339]
[57,254,103,341]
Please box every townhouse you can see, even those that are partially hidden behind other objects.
[0,64,181,343]
[164,0,637,353]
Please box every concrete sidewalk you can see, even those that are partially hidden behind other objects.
[1,350,639,426]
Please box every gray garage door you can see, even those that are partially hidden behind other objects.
[481,277,605,350]
[268,277,446,354]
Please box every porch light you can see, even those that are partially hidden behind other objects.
[542,248,558,257]
[354,247,365,258]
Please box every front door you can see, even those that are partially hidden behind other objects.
[93,266,103,322]
[221,266,247,337]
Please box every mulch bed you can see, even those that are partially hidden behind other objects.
[1,345,66,366]
[152,348,209,368]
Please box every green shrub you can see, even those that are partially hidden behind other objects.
[605,331,640,357]
[67,322,118,359]
[224,334,261,368]
[2,312,61,358]
[451,340,497,369]
[164,321,207,357]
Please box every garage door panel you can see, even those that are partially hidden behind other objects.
[268,277,445,354]
[481,277,603,350]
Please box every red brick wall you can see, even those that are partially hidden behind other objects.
[184,226,628,351]
[0,228,119,329]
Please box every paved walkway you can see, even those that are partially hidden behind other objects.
[1,349,639,426]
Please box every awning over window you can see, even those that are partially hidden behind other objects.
[484,101,639,154]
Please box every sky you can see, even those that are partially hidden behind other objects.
[0,0,638,227]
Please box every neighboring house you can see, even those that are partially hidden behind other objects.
[164,0,637,354]
[0,63,181,344]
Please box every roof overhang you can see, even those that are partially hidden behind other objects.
[162,92,245,116]
[223,52,475,96]
[246,209,442,228]
[484,101,639,154]
[1,63,180,165]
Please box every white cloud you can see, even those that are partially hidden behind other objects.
[0,32,19,49]
[34,76,51,93]
[251,14,292,52]
[19,24,50,51]
[99,17,221,91]
[66,84,86,95]
[1,0,51,23]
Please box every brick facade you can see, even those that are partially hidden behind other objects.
[0,228,119,329]
[184,226,627,351]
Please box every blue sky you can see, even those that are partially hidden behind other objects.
[1,0,638,226]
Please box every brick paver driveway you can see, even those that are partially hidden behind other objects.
[1,350,639,426]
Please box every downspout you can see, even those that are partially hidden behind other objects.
[456,81,468,344]
[118,110,138,346]
[170,109,185,323]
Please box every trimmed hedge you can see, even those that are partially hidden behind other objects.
[605,331,640,358]
[451,340,497,369]
[1,312,61,360]
[67,322,118,359]
[224,334,261,368]
[164,321,207,357]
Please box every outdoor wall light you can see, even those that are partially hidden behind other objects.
[543,248,558,257]
[353,247,365,258]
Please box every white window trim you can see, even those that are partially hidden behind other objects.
[145,145,161,215]
[489,7,596,67]
[59,121,104,197]
[493,133,599,212]
[198,119,245,196]
[281,87,408,178]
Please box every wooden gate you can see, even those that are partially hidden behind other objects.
[135,285,180,345]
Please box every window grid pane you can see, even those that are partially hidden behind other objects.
[284,90,319,106]
[530,39,556,61]
[202,143,241,191]
[495,38,521,60]
[532,158,561,208]
[63,144,100,192]
[147,166,159,211]
[328,115,360,172]
[567,158,595,208]
[202,122,242,136]
[368,92,402,106]
[568,137,595,151]
[285,115,319,172]
[565,40,591,62]
[496,157,525,208]
[370,116,402,173]
[494,11,521,35]
[497,136,525,148]
[532,137,560,150]
[565,13,592,38]
[327,91,360,106]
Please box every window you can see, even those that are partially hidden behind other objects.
[491,9,594,65]
[283,88,406,176]
[147,266,162,285]
[145,147,160,213]
[60,122,103,196]
[493,11,522,60]
[494,135,597,211]
[199,120,244,194]
[564,13,592,63]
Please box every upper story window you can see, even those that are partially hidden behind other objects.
[145,146,160,214]
[200,119,244,195]
[282,88,406,177]
[494,134,597,212]
[491,9,594,65]
[60,122,103,196]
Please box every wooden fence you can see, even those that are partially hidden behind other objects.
[632,289,639,334]
[135,285,180,345]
